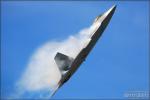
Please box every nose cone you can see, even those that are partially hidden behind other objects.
[95,5,116,24]
[103,5,116,21]
[93,5,116,33]
[104,5,116,18]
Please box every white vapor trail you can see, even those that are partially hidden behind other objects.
[14,21,100,98]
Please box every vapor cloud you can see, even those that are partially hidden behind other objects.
[14,22,100,98]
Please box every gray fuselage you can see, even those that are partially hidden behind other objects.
[58,5,116,88]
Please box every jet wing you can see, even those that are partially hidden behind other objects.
[50,84,61,98]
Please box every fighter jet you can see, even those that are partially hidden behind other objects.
[51,5,116,97]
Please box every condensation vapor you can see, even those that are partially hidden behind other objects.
[15,21,100,98]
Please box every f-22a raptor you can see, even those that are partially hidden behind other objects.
[51,5,116,97]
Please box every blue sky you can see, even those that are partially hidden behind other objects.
[1,1,149,99]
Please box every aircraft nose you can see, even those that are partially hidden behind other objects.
[103,5,116,21]
[110,5,117,12]
[106,5,116,17]
[94,5,116,31]
[93,5,116,24]
[97,5,116,24]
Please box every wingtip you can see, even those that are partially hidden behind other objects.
[50,83,61,98]
[50,90,57,98]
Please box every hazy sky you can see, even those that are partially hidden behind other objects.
[1,1,149,99]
